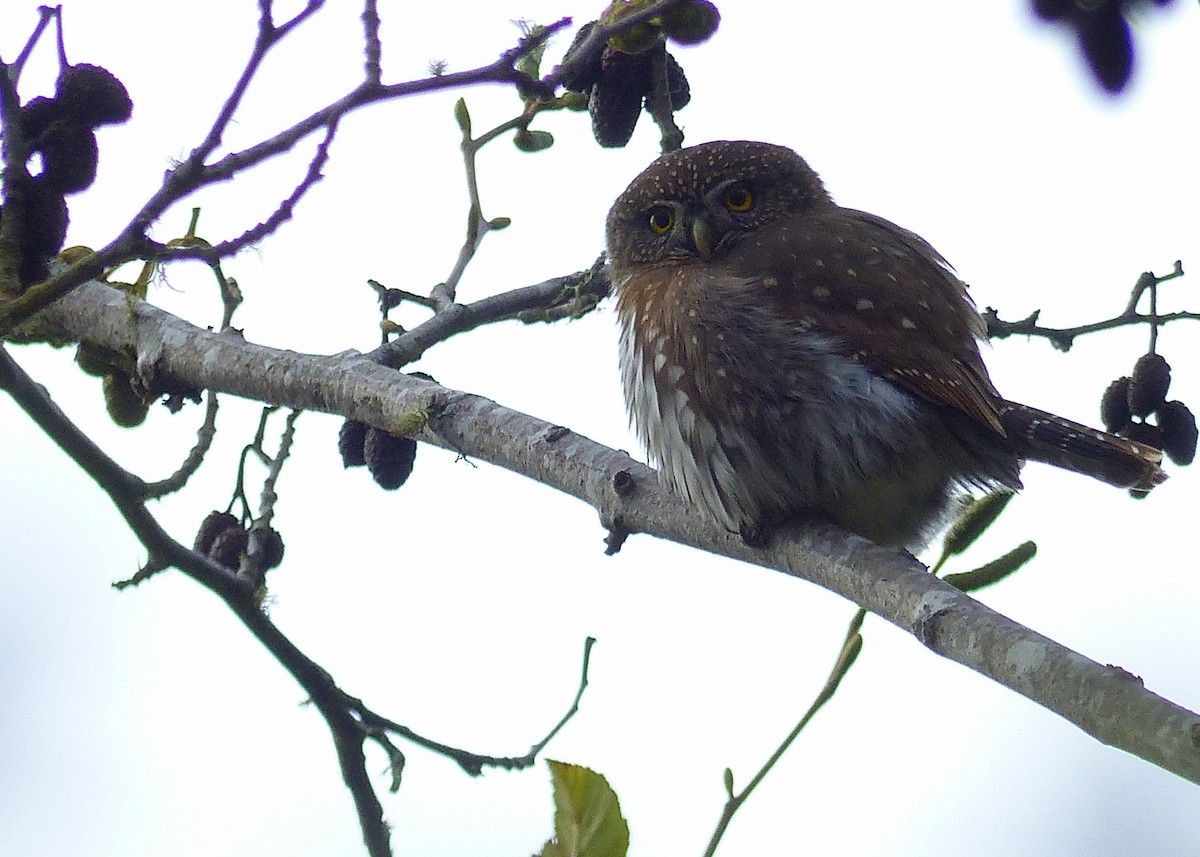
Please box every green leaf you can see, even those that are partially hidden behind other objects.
[537,760,629,857]
[943,541,1038,593]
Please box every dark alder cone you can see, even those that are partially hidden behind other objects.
[209,524,250,570]
[589,47,650,148]
[19,95,65,140]
[195,511,241,554]
[252,526,286,571]
[36,119,99,195]
[338,418,369,467]
[364,428,418,490]
[1100,376,1132,432]
[559,22,603,92]
[1074,5,1134,93]
[1127,353,1171,418]
[663,51,691,110]
[1120,419,1164,450]
[1156,400,1198,466]
[18,257,50,287]
[56,64,133,127]
[12,177,69,261]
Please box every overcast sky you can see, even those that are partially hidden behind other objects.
[2,2,1199,856]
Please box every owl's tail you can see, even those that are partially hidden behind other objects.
[999,401,1167,496]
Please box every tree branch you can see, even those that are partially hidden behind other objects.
[0,334,596,857]
[984,261,1192,351]
[36,277,1200,786]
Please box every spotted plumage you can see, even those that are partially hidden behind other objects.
[607,140,1164,547]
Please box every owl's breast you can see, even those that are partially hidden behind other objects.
[616,273,749,531]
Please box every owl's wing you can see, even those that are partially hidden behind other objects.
[730,207,1008,438]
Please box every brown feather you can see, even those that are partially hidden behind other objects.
[723,206,1008,437]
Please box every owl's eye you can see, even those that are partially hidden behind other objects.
[722,184,754,212]
[648,206,675,235]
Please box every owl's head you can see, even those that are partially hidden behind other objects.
[606,140,832,267]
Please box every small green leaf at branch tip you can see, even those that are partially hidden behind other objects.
[488,216,512,231]
[940,492,1014,560]
[723,767,735,798]
[943,541,1038,593]
[514,129,554,152]
[541,760,630,857]
[453,98,471,136]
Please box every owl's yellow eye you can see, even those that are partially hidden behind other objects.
[648,206,675,235]
[722,185,754,212]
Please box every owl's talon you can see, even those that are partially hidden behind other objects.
[737,521,771,548]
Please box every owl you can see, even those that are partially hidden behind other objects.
[606,140,1164,548]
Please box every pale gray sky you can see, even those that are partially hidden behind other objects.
[2,2,1198,855]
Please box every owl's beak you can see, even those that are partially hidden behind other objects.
[691,216,715,261]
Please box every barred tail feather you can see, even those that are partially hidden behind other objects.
[999,401,1167,496]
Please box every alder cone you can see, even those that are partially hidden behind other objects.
[1127,353,1171,418]
[1099,376,1132,432]
[208,524,249,570]
[1156,401,1197,466]
[338,419,369,467]
[364,428,417,490]
[56,63,133,126]
[195,511,240,555]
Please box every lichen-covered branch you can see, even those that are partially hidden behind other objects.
[36,276,1200,787]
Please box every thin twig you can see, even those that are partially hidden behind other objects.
[143,390,220,499]
[348,636,597,776]
[1,342,592,857]
[984,262,1189,351]
[0,14,573,335]
[702,610,865,857]
[644,44,684,153]
[370,258,610,368]
[7,5,59,83]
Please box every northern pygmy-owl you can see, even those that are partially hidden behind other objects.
[607,141,1165,548]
